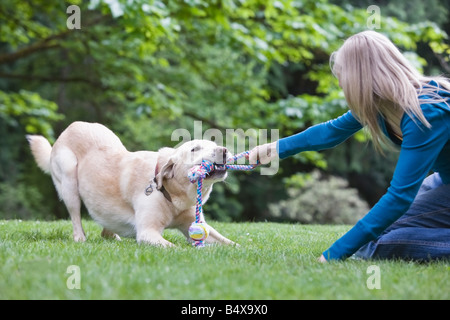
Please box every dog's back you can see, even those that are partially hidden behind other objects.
[53,121,126,158]
[27,122,127,173]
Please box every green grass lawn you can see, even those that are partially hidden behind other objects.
[0,219,448,300]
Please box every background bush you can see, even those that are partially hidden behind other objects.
[269,170,368,224]
[0,182,52,220]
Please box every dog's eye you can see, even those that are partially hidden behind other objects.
[191,145,201,152]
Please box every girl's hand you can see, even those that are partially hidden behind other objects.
[248,142,278,165]
[318,254,327,263]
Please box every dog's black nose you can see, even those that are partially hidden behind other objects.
[215,147,228,164]
[222,148,228,163]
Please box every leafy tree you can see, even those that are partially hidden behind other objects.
[0,0,448,220]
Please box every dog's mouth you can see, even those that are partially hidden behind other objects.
[205,163,227,180]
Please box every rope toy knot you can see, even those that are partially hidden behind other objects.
[188,159,215,183]
[187,151,259,247]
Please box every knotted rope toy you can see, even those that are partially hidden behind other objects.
[187,151,259,247]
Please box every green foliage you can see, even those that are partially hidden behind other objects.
[0,182,52,220]
[0,90,63,140]
[0,0,449,220]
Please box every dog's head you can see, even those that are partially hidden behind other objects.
[154,140,231,191]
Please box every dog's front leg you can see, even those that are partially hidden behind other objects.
[134,196,175,247]
[136,229,175,247]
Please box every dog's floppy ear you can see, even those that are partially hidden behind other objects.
[155,147,176,190]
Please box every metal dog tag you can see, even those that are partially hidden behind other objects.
[145,183,154,196]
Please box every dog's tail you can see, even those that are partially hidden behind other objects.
[26,135,52,174]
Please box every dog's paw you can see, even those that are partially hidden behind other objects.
[101,228,121,241]
[137,235,175,247]
[73,233,87,242]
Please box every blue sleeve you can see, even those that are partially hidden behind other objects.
[277,111,362,159]
[323,104,450,260]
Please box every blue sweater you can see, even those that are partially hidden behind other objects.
[277,87,450,260]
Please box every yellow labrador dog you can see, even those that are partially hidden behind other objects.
[27,121,236,247]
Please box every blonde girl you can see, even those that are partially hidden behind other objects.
[250,31,450,261]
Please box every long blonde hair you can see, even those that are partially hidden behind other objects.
[330,30,450,151]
